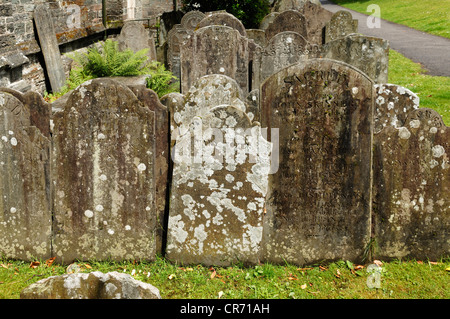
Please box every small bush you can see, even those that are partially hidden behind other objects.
[146,61,180,98]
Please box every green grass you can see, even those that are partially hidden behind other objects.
[331,0,450,39]
[1,256,449,299]
[388,49,450,125]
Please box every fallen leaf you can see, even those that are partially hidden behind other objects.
[428,261,438,265]
[417,260,423,264]
[373,260,383,267]
[29,261,40,269]
[445,267,450,272]
[354,265,364,271]
[84,263,92,269]
[218,291,223,299]
[319,266,327,271]
[1,264,8,269]
[288,276,298,281]
[168,274,176,280]
[211,269,217,279]
[335,269,341,278]
[45,257,56,267]
[186,267,194,271]
[301,284,307,289]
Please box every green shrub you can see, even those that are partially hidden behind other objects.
[146,61,180,98]
[182,0,270,29]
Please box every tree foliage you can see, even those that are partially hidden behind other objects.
[182,0,271,29]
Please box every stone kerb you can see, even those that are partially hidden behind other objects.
[51,78,157,263]
[261,58,374,265]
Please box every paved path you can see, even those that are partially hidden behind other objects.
[319,0,450,77]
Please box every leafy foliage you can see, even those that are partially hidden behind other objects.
[146,61,180,98]
[182,0,271,29]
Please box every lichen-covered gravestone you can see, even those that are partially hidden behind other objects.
[117,21,156,62]
[373,108,449,260]
[51,78,157,263]
[298,1,333,45]
[260,31,318,83]
[324,10,358,43]
[261,59,374,265]
[180,10,206,30]
[264,10,308,42]
[166,104,271,266]
[322,34,389,84]
[0,91,51,260]
[167,24,192,84]
[197,11,247,37]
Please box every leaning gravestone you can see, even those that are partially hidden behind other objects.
[180,10,206,30]
[33,4,66,93]
[51,78,157,263]
[261,59,374,265]
[265,10,308,42]
[260,31,318,82]
[0,91,51,261]
[322,34,389,84]
[373,109,449,260]
[180,25,253,94]
[166,104,271,266]
[117,21,156,62]
[324,10,358,43]
[374,84,419,134]
[298,1,333,44]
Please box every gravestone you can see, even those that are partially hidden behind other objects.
[246,29,267,48]
[0,91,51,261]
[322,34,389,84]
[265,10,308,42]
[52,78,157,263]
[117,21,156,62]
[245,89,261,123]
[374,84,419,134]
[33,5,66,93]
[259,12,280,31]
[261,59,374,265]
[180,10,206,30]
[324,10,358,43]
[260,31,318,82]
[298,1,333,44]
[180,25,253,94]
[373,109,449,260]
[197,11,247,37]
[166,104,271,266]
[167,24,192,83]
[272,0,321,12]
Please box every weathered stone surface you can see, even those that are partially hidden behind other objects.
[180,25,255,94]
[117,21,156,62]
[298,1,333,44]
[167,24,192,82]
[373,109,449,260]
[260,31,319,83]
[272,0,321,12]
[33,4,66,93]
[374,84,419,134]
[197,11,247,37]
[51,78,157,263]
[166,104,271,266]
[246,29,267,48]
[20,271,161,299]
[259,12,280,31]
[322,34,389,83]
[324,10,358,43]
[265,10,308,42]
[261,59,374,265]
[245,89,261,123]
[0,91,51,261]
[180,10,206,30]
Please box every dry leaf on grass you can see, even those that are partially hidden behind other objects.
[29,261,40,269]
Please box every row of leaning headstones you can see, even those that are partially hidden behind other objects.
[0,59,448,265]
[166,2,389,97]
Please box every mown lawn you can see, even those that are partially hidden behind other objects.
[388,49,450,125]
[1,256,449,299]
[331,0,450,39]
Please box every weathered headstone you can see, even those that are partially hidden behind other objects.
[259,12,280,31]
[265,10,308,42]
[117,21,156,62]
[374,84,419,134]
[0,91,51,261]
[261,59,374,265]
[260,31,318,82]
[180,10,206,30]
[167,24,192,84]
[324,10,358,43]
[51,78,157,263]
[246,29,267,48]
[298,1,333,44]
[322,34,389,83]
[166,104,271,266]
[33,4,66,93]
[272,0,321,12]
[373,108,449,260]
[180,25,254,94]
[20,271,161,299]
[245,89,261,123]
[197,11,247,37]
